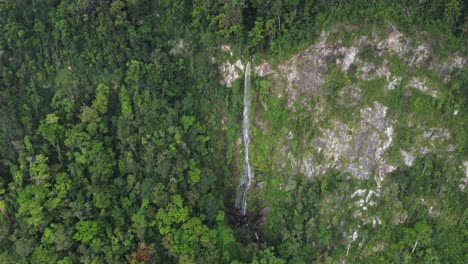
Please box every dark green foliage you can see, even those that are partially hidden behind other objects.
[0,0,465,263]
[323,67,351,103]
[0,0,229,262]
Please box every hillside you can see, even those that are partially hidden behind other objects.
[0,1,466,263]
[221,24,466,263]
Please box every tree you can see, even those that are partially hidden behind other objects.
[17,184,48,228]
[444,0,461,31]
[252,247,285,264]
[92,83,110,114]
[155,194,215,258]
[29,154,51,187]
[73,220,99,243]
[37,113,64,153]
[31,245,59,264]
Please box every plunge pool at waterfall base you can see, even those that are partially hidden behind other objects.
[225,204,263,245]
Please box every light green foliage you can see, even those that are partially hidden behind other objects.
[248,19,265,49]
[188,159,201,183]
[181,115,195,132]
[175,217,214,254]
[156,195,215,256]
[45,113,59,124]
[31,245,58,264]
[131,199,149,239]
[323,66,350,102]
[38,113,64,152]
[156,195,190,235]
[53,172,71,199]
[119,85,132,117]
[73,221,99,243]
[41,226,55,246]
[29,154,51,187]
[79,106,100,124]
[252,247,285,264]
[444,0,461,30]
[17,185,48,228]
[92,83,110,114]
[0,200,5,214]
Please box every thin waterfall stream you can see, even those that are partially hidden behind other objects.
[235,61,252,216]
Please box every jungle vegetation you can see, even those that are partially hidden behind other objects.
[0,0,466,263]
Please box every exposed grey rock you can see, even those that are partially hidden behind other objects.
[423,127,450,141]
[254,62,273,77]
[409,44,431,67]
[358,63,376,81]
[430,55,467,82]
[377,29,407,54]
[276,32,341,106]
[393,212,408,225]
[340,46,359,71]
[359,61,401,90]
[252,27,465,188]
[401,149,415,166]
[408,77,438,97]
[220,59,244,87]
[339,85,362,107]
[169,39,188,56]
[460,161,468,191]
[220,44,233,56]
[307,102,393,179]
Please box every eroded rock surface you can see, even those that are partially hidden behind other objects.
[246,27,466,234]
[310,102,393,179]
[408,77,438,97]
[254,62,273,77]
[255,27,465,181]
[276,33,340,106]
[220,59,244,87]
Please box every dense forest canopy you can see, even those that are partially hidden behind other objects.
[0,0,466,263]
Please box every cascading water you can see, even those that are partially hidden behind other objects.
[235,61,252,216]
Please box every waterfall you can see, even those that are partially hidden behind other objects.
[235,61,252,216]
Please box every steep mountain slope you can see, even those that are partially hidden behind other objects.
[222,24,466,262]
[1,1,465,263]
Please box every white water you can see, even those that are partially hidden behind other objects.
[235,61,252,216]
